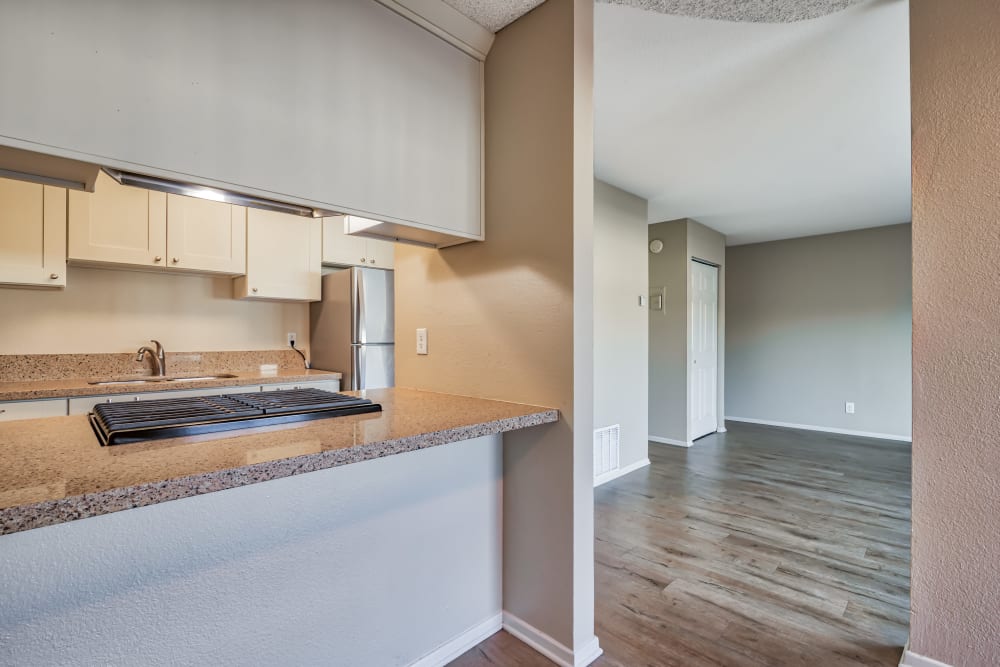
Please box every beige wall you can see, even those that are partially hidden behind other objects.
[594,180,648,470]
[726,225,912,438]
[394,0,597,655]
[911,2,1000,665]
[0,266,308,355]
[648,220,688,442]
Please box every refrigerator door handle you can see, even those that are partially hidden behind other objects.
[354,268,367,345]
[353,345,365,390]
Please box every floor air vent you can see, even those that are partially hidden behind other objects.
[593,424,621,479]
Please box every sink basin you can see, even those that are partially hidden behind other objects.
[88,378,169,386]
[88,374,239,386]
[167,374,238,382]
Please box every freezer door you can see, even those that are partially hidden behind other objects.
[352,344,395,390]
[354,267,394,345]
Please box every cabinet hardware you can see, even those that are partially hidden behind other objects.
[171,257,179,263]
[154,256,162,262]
[252,287,258,293]
[0,409,6,414]
[369,259,375,264]
[360,257,366,263]
[49,273,59,280]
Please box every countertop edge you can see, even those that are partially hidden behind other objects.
[0,407,558,536]
[0,371,343,402]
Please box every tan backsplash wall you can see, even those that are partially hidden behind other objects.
[911,1,1000,665]
[0,266,309,355]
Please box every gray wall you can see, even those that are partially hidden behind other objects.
[648,220,688,443]
[594,180,648,471]
[725,224,912,438]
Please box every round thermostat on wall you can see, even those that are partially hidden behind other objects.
[649,239,664,254]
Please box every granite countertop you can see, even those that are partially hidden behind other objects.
[0,388,558,535]
[0,369,342,402]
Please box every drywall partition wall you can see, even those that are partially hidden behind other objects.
[0,267,308,355]
[594,180,649,472]
[647,220,688,443]
[725,224,912,439]
[911,2,1000,665]
[394,0,599,659]
[687,220,726,432]
[0,436,503,667]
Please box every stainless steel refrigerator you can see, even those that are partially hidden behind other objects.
[309,267,394,390]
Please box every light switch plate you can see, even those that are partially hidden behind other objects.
[845,402,855,414]
[416,328,428,355]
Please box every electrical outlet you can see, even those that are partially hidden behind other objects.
[845,402,855,414]
[416,328,428,355]
[287,332,297,347]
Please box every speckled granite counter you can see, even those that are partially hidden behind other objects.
[0,368,341,401]
[0,388,558,535]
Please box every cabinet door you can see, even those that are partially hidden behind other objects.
[234,209,321,301]
[322,216,368,267]
[166,195,247,275]
[0,399,68,422]
[0,179,66,287]
[68,171,167,268]
[365,237,395,270]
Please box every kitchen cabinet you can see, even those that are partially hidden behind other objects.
[0,398,68,422]
[69,173,246,275]
[322,216,395,270]
[0,178,66,288]
[166,195,246,275]
[234,209,321,301]
[0,0,483,247]
[261,380,341,393]
[68,171,168,269]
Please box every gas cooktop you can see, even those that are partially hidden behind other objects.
[89,388,381,446]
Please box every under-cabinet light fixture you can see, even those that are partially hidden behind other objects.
[103,169,338,218]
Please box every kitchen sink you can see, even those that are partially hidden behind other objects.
[88,374,239,386]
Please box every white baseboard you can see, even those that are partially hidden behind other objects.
[408,613,503,667]
[502,611,602,667]
[594,458,650,487]
[899,649,952,667]
[648,435,693,447]
[724,416,912,442]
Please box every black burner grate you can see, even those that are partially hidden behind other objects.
[90,388,381,446]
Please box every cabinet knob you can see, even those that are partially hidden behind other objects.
[360,257,366,263]
[154,256,162,263]
[252,287,258,293]
[368,259,375,264]
[49,273,59,280]
[171,257,179,264]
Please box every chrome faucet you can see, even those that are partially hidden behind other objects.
[136,340,167,377]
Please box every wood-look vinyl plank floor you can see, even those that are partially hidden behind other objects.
[450,422,911,667]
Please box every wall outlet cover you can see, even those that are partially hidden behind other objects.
[416,328,428,355]
[287,333,297,346]
[846,402,855,414]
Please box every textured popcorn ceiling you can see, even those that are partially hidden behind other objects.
[444,0,867,32]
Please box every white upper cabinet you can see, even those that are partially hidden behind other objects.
[69,171,167,268]
[0,0,483,246]
[166,195,246,275]
[234,209,321,302]
[0,178,66,288]
[69,173,246,275]
[322,216,395,270]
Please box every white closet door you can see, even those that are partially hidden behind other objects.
[689,260,719,440]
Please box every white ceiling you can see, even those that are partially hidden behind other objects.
[595,0,912,245]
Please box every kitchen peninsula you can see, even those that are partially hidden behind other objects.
[0,387,557,666]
